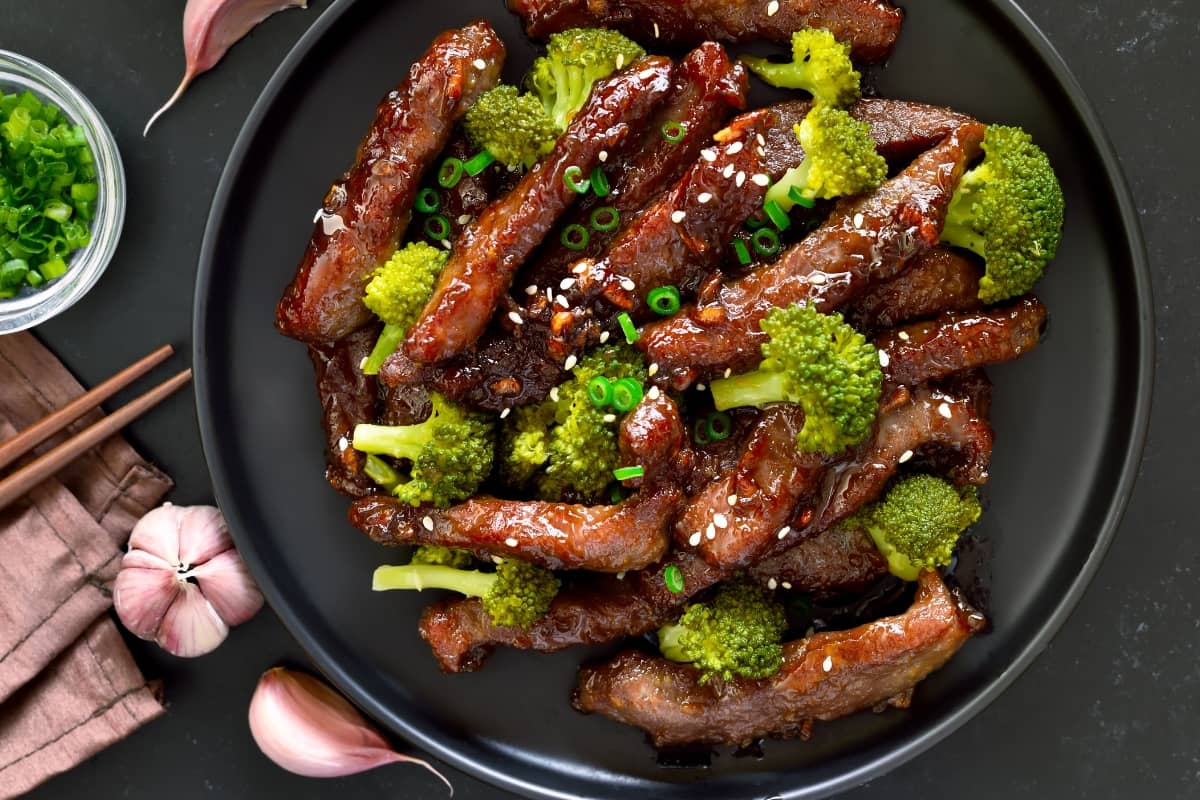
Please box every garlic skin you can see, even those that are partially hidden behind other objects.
[249,668,453,792]
[114,504,263,657]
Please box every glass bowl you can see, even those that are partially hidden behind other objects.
[0,50,125,334]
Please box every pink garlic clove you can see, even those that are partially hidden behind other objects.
[176,504,234,566]
[156,582,230,658]
[189,549,264,626]
[144,0,308,136]
[248,668,453,792]
[127,504,184,564]
[113,566,181,641]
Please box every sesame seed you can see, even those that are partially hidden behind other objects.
[505,537,519,547]
[338,435,350,452]
[751,173,770,187]
[899,449,914,463]
[422,516,435,531]
[653,22,660,37]
[767,578,778,590]
[440,238,453,250]
[696,383,706,392]
[697,192,713,204]
[649,363,660,376]
[500,407,511,419]
[620,277,637,291]
[564,354,578,370]
[599,331,611,343]
[735,171,747,187]
[701,149,718,162]
[457,214,472,225]
[822,655,833,672]
[508,311,524,325]
[767,0,781,16]
[573,262,589,274]
[358,356,368,370]
[560,277,577,290]
[705,523,717,540]
[781,581,792,590]
[671,210,687,224]
[648,385,662,400]
[727,141,744,155]
[853,213,865,228]
[615,53,625,70]
[713,513,728,528]
[879,350,890,367]
[616,571,626,580]
[756,133,766,146]
[898,331,910,341]
[599,149,610,162]
[723,164,736,178]
[603,413,617,423]
[689,531,702,546]
[556,294,570,308]
[492,555,505,564]
[777,526,791,540]
[808,272,827,285]
[728,494,739,506]
[938,402,952,419]
[473,58,487,70]
[550,387,560,402]
[546,287,554,300]
[724,368,732,378]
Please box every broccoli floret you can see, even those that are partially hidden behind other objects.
[361,242,448,374]
[409,545,475,570]
[766,106,887,212]
[527,28,646,132]
[372,557,560,628]
[741,28,862,107]
[657,579,787,684]
[940,125,1065,304]
[497,343,646,501]
[352,392,494,508]
[709,303,882,454]
[464,85,559,169]
[854,474,982,580]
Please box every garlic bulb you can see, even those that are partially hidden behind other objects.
[114,503,263,657]
[249,667,452,791]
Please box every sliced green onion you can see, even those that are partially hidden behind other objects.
[463,150,496,176]
[647,285,681,316]
[42,201,72,223]
[613,465,645,481]
[24,269,44,288]
[561,224,590,251]
[610,484,625,504]
[705,411,733,441]
[764,199,792,231]
[423,214,451,241]
[563,165,590,194]
[612,378,644,412]
[587,375,614,407]
[617,312,638,344]
[752,227,781,257]
[732,239,752,265]
[37,257,68,280]
[745,214,768,230]
[788,185,816,209]
[693,418,711,445]
[590,166,610,197]
[661,121,688,143]
[589,206,620,232]
[437,157,465,188]
[0,258,29,290]
[415,188,440,214]
[663,564,684,593]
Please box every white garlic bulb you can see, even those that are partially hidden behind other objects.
[114,503,263,657]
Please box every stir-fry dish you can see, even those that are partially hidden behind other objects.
[276,0,1063,749]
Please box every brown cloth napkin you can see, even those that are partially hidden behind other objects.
[0,332,173,797]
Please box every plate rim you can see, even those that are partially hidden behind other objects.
[193,1,1155,797]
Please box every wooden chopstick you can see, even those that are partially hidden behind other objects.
[0,368,192,513]
[0,344,174,472]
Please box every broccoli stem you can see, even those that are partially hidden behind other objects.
[372,564,497,597]
[363,322,406,376]
[710,368,789,412]
[352,423,432,462]
[656,623,689,663]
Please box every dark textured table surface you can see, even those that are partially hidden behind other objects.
[4,1,1197,797]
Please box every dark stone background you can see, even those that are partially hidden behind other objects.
[3,0,1196,797]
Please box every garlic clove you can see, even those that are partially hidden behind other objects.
[120,546,175,572]
[189,549,264,626]
[176,505,233,567]
[248,668,452,792]
[156,582,229,657]
[113,566,181,641]
[128,504,184,564]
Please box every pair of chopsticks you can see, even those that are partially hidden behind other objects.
[0,344,191,513]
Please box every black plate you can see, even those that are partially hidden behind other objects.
[194,1,1152,797]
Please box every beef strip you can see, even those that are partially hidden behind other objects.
[845,246,983,335]
[306,325,381,497]
[348,486,682,573]
[749,522,887,600]
[404,57,675,364]
[520,43,748,295]
[617,392,690,490]
[639,122,987,390]
[418,549,723,672]
[509,0,904,63]
[276,22,504,343]
[878,296,1048,388]
[572,569,983,747]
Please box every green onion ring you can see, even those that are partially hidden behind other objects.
[705,411,733,441]
[561,224,590,251]
[612,378,644,412]
[587,376,614,407]
[663,564,684,593]
[693,418,712,445]
[563,165,591,194]
[415,188,441,214]
[437,158,464,189]
[589,206,620,232]
[752,227,781,257]
[647,285,681,316]
[423,214,451,241]
[661,121,688,143]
